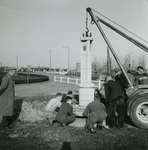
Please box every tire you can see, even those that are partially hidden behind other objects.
[130,97,148,129]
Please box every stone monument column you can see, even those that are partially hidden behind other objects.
[79,35,95,107]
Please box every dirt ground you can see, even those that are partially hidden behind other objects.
[0,95,148,150]
[0,74,148,150]
[1,120,148,150]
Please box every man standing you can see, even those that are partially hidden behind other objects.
[115,69,129,90]
[114,69,129,99]
[0,69,16,129]
[45,93,62,125]
[104,76,125,129]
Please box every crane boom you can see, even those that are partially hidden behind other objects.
[87,7,135,88]
[87,8,148,53]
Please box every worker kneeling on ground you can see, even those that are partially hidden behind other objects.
[56,96,76,127]
[82,94,107,133]
[45,93,62,125]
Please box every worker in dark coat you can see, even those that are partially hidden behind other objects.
[104,75,125,129]
[0,69,15,128]
[115,69,129,89]
[56,96,75,126]
[82,95,107,133]
[114,69,129,99]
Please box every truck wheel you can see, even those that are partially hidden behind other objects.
[130,97,148,129]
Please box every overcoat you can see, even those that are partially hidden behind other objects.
[115,73,129,89]
[0,73,15,116]
[56,102,75,124]
[104,80,125,102]
[83,101,107,124]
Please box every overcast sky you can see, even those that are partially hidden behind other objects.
[0,0,148,69]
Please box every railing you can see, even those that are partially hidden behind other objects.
[54,76,80,85]
[54,76,105,89]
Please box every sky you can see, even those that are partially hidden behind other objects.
[0,0,148,69]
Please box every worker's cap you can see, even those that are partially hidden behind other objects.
[137,66,143,70]
[67,91,73,95]
[94,89,100,96]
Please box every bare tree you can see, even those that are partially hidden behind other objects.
[92,57,99,72]
[122,51,131,71]
[138,54,146,68]
[92,50,148,74]
[92,56,106,73]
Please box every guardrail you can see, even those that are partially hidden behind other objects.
[54,76,105,89]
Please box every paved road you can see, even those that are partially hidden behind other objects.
[15,73,79,97]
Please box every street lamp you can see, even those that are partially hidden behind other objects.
[62,46,70,75]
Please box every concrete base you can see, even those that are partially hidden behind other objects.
[79,83,95,88]
[79,87,94,107]
[69,118,107,128]
[69,118,86,127]
[73,104,86,116]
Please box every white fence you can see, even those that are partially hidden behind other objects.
[54,76,105,89]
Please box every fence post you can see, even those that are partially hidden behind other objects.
[60,76,62,83]
[54,76,56,82]
[98,79,101,89]
[67,77,69,84]
[76,78,78,85]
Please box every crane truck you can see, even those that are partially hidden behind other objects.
[86,7,148,129]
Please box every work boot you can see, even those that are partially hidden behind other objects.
[52,120,57,124]
[62,123,66,127]
[97,124,103,130]
[97,122,103,130]
[116,124,124,129]
[90,128,96,133]
[58,123,66,127]
[84,125,89,131]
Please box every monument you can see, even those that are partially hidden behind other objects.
[79,29,95,107]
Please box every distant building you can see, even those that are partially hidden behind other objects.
[18,67,69,74]
[76,63,81,72]
[4,67,16,71]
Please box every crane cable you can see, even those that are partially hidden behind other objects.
[91,8,148,44]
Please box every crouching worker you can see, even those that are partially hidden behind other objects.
[83,96,107,133]
[45,93,62,125]
[67,91,78,105]
[56,96,76,127]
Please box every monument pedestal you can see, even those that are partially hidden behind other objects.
[78,36,95,107]
[73,31,95,116]
[79,83,94,107]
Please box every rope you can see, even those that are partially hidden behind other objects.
[90,8,148,44]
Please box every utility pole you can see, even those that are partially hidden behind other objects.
[49,49,51,73]
[16,55,18,71]
[62,46,70,75]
